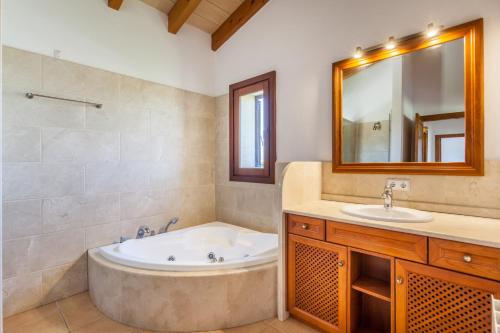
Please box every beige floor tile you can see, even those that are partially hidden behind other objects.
[73,316,141,333]
[57,292,105,330]
[195,319,275,333]
[3,303,68,333]
[268,318,322,333]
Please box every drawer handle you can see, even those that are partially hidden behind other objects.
[301,224,309,230]
[338,260,345,268]
[396,276,404,285]
[463,254,472,263]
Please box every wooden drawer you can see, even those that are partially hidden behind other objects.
[429,238,500,281]
[326,221,427,263]
[287,214,325,240]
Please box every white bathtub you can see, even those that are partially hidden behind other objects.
[99,222,278,271]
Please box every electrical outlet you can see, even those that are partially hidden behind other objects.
[386,178,410,192]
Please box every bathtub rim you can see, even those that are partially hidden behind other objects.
[89,247,277,278]
[98,221,278,272]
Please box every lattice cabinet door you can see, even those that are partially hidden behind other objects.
[287,234,347,333]
[395,259,500,333]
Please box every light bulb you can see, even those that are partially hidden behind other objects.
[385,36,396,50]
[353,46,363,59]
[426,23,439,38]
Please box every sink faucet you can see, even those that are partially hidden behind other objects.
[136,225,154,239]
[381,185,393,209]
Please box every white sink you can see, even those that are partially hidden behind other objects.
[341,204,433,223]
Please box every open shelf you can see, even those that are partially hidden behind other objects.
[349,249,394,333]
[351,292,391,333]
[352,276,391,302]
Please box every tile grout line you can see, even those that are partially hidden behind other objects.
[55,301,72,332]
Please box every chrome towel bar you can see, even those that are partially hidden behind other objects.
[25,92,103,109]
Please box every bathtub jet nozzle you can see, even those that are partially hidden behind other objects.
[208,252,217,263]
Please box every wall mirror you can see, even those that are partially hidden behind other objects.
[332,19,483,175]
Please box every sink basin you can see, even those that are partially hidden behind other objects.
[341,204,433,223]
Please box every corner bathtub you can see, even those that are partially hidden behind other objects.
[99,222,278,271]
[88,222,278,332]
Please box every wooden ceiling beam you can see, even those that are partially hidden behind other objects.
[168,0,203,34]
[211,0,268,51]
[108,0,124,10]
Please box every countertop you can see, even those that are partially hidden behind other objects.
[284,200,500,249]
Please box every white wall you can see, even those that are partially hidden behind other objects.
[2,0,215,96]
[343,59,393,122]
[213,0,500,161]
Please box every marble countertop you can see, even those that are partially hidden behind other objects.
[284,200,500,249]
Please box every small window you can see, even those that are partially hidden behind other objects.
[229,71,276,183]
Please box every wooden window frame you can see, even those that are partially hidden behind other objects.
[229,71,276,184]
[332,18,483,175]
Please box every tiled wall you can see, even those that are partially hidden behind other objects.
[214,95,280,233]
[322,160,500,219]
[2,47,216,316]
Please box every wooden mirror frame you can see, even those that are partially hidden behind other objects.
[332,18,483,175]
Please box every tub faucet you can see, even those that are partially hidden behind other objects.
[381,185,393,209]
[162,217,179,233]
[136,225,154,239]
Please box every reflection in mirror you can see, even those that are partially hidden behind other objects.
[342,38,465,163]
[239,90,265,168]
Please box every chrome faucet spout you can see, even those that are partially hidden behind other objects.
[162,217,179,233]
[381,185,394,209]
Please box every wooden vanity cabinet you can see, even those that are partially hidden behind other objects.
[395,259,500,333]
[287,233,347,333]
[286,214,500,333]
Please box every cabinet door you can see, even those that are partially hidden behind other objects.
[287,234,347,333]
[396,259,500,333]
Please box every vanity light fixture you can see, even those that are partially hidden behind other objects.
[353,46,363,59]
[426,22,440,38]
[385,36,396,50]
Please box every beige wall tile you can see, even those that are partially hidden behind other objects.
[86,101,148,133]
[3,272,43,317]
[42,55,120,103]
[41,256,88,304]
[119,189,173,220]
[3,199,42,241]
[85,222,122,249]
[3,90,85,129]
[120,132,152,162]
[3,238,33,279]
[42,128,119,163]
[42,193,120,232]
[3,127,41,163]
[85,161,150,194]
[4,163,84,200]
[28,230,86,272]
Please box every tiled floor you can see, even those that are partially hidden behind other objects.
[4,292,322,333]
